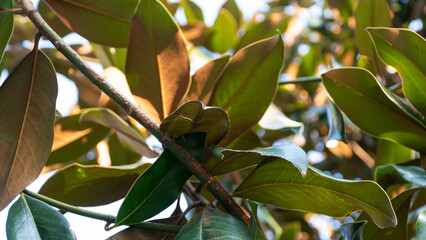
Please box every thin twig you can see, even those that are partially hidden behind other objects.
[183,182,209,206]
[14,0,248,224]
[23,190,182,233]
[0,7,26,14]
[279,76,322,85]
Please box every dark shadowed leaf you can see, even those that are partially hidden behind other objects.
[247,201,267,240]
[375,165,426,190]
[180,0,204,23]
[375,139,412,167]
[418,211,426,240]
[37,1,71,37]
[233,159,397,228]
[116,133,205,226]
[38,162,151,206]
[126,0,190,124]
[44,0,138,47]
[212,35,284,146]
[206,9,238,54]
[175,208,251,239]
[206,143,308,176]
[340,221,366,240]
[0,50,57,211]
[6,194,76,240]
[354,0,390,75]
[160,101,229,146]
[326,98,347,143]
[47,114,110,165]
[322,68,426,153]
[185,55,231,104]
[108,133,143,166]
[367,27,426,116]
[357,188,420,240]
[79,108,157,157]
[106,227,175,240]
[0,0,13,63]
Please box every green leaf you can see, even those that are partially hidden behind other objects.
[0,0,13,64]
[47,114,110,165]
[236,13,289,51]
[0,50,57,211]
[221,0,243,27]
[79,108,157,157]
[354,0,390,75]
[340,221,367,240]
[357,188,420,240]
[247,201,267,240]
[206,143,308,176]
[175,208,251,239]
[44,0,138,47]
[375,165,426,190]
[180,0,204,23]
[37,1,71,37]
[367,27,426,116]
[6,194,76,240]
[126,0,190,124]
[38,162,151,206]
[233,159,397,228]
[279,222,301,240]
[212,35,284,146]
[185,55,231,105]
[418,211,426,240]
[108,133,143,166]
[297,45,320,78]
[326,98,347,143]
[160,101,229,146]
[116,133,205,226]
[375,139,412,167]
[206,9,238,54]
[258,104,304,132]
[321,67,426,153]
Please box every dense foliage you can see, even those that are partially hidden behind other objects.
[0,0,425,239]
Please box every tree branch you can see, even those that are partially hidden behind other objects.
[15,0,248,224]
[0,7,25,14]
[279,76,322,85]
[23,190,181,233]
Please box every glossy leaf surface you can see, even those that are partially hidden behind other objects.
[0,0,13,63]
[357,188,419,240]
[186,55,231,104]
[116,133,205,226]
[340,221,366,240]
[322,68,426,153]
[45,0,138,47]
[206,143,308,176]
[418,211,426,240]
[212,35,284,146]
[126,0,190,123]
[375,139,412,167]
[6,194,76,240]
[160,101,229,145]
[39,162,151,206]
[375,165,426,189]
[326,98,347,143]
[367,27,426,116]
[0,50,57,211]
[233,159,397,228]
[175,208,251,240]
[79,108,157,157]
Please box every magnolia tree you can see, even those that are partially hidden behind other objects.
[0,0,425,239]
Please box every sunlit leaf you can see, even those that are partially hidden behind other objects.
[258,104,304,133]
[206,143,308,176]
[185,55,230,105]
[0,0,13,64]
[233,159,397,228]
[39,162,151,206]
[116,133,205,226]
[322,68,426,153]
[0,50,57,211]
[212,35,284,146]
[375,139,412,167]
[375,165,426,189]
[357,188,420,240]
[6,194,76,240]
[126,0,190,123]
[367,27,426,116]
[180,0,204,23]
[175,208,251,239]
[206,9,238,54]
[340,221,366,240]
[160,101,229,146]
[279,222,301,240]
[221,0,243,27]
[418,211,426,240]
[326,98,347,143]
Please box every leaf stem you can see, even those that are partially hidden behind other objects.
[279,76,322,85]
[15,0,248,224]
[0,7,25,14]
[23,189,182,233]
